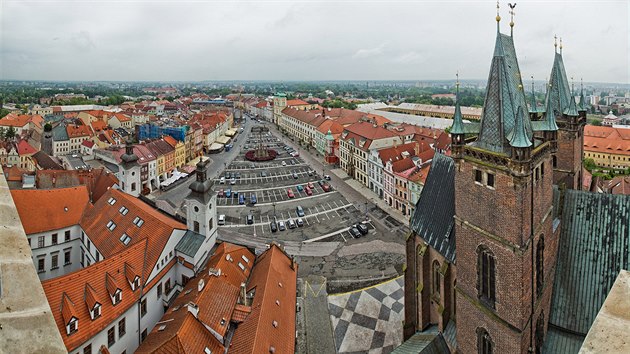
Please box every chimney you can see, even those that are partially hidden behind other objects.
[239,282,248,306]
[414,142,420,156]
[187,302,199,318]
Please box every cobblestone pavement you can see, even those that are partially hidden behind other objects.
[328,277,405,354]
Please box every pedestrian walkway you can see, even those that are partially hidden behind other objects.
[328,276,405,354]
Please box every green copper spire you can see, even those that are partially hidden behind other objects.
[578,79,587,112]
[509,106,532,148]
[450,74,465,135]
[545,37,572,117]
[543,87,559,131]
[563,95,579,117]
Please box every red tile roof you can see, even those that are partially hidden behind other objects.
[0,113,36,128]
[80,189,185,282]
[91,120,108,132]
[342,121,399,151]
[114,113,131,122]
[377,143,417,165]
[16,139,37,155]
[10,186,90,234]
[35,168,118,202]
[66,124,92,138]
[163,135,178,148]
[81,140,95,148]
[42,241,148,352]
[286,99,309,106]
[584,125,630,154]
[230,244,297,354]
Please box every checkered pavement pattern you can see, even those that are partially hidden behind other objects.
[328,276,404,354]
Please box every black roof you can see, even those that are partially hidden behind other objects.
[410,153,456,263]
[544,190,630,351]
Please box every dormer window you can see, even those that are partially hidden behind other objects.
[108,197,117,205]
[106,221,116,231]
[119,206,129,215]
[119,233,131,245]
[67,318,78,335]
[111,289,122,305]
[133,217,144,227]
[130,276,140,291]
[90,303,101,320]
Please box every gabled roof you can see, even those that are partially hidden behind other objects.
[10,186,90,234]
[16,139,38,155]
[342,121,399,151]
[545,190,630,351]
[32,151,63,170]
[230,244,298,354]
[66,124,91,138]
[377,143,417,165]
[286,99,310,106]
[409,153,456,263]
[80,189,185,282]
[136,243,255,353]
[42,241,147,352]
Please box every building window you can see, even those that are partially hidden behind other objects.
[38,257,45,273]
[107,326,115,347]
[64,249,71,265]
[194,221,200,233]
[141,299,147,317]
[65,230,71,242]
[432,260,441,298]
[67,318,78,335]
[552,155,557,168]
[141,329,148,342]
[165,279,172,295]
[474,169,483,183]
[535,312,545,354]
[83,343,92,354]
[52,233,58,245]
[477,328,493,354]
[477,246,496,307]
[118,318,126,338]
[536,236,545,298]
[51,254,59,269]
[157,283,162,299]
[38,236,45,248]
[486,173,495,188]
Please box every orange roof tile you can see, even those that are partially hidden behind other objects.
[17,139,38,155]
[0,113,33,128]
[10,186,90,234]
[136,243,255,353]
[80,189,185,282]
[66,124,92,138]
[163,135,178,148]
[84,284,99,310]
[43,241,147,352]
[230,244,297,354]
[91,120,108,132]
[286,99,309,106]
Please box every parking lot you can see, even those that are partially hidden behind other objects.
[216,128,375,244]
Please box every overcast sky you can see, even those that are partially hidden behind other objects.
[1,0,628,83]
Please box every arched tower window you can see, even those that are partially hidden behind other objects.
[477,246,496,307]
[432,260,441,297]
[536,236,545,298]
[477,327,493,354]
[552,155,557,168]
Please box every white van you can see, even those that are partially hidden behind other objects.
[218,214,226,225]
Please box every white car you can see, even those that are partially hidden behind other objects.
[282,161,287,166]
[230,178,236,185]
[218,214,226,225]
[219,177,225,184]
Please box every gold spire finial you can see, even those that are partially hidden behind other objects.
[496,1,501,23]
[559,37,563,54]
[508,3,516,29]
[554,35,558,51]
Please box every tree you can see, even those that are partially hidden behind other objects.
[0,127,5,140]
[583,158,597,171]
[44,123,52,132]
[5,126,16,139]
[589,119,602,126]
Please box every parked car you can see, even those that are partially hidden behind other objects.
[355,223,369,235]
[296,185,303,192]
[238,194,245,205]
[235,172,241,179]
[292,172,298,179]
[287,219,296,229]
[220,177,225,184]
[226,172,232,179]
[218,189,224,198]
[278,221,286,231]
[324,174,331,180]
[218,214,226,225]
[246,214,254,224]
[287,189,295,198]
[270,221,278,232]
[282,161,287,166]
[225,189,232,198]
[250,193,257,204]
[322,183,331,192]
[318,180,325,187]
[308,170,314,176]
[261,171,267,177]
[308,182,314,189]
[230,178,236,185]
[305,187,313,196]
[296,205,305,217]
[297,218,304,227]
[349,227,362,238]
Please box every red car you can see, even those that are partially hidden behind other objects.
[305,187,313,196]
[322,183,331,192]
[218,189,224,197]
[287,189,295,198]
[307,182,314,189]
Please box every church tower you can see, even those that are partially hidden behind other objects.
[273,93,287,126]
[185,158,218,245]
[120,143,141,197]
[545,37,586,190]
[452,8,557,354]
